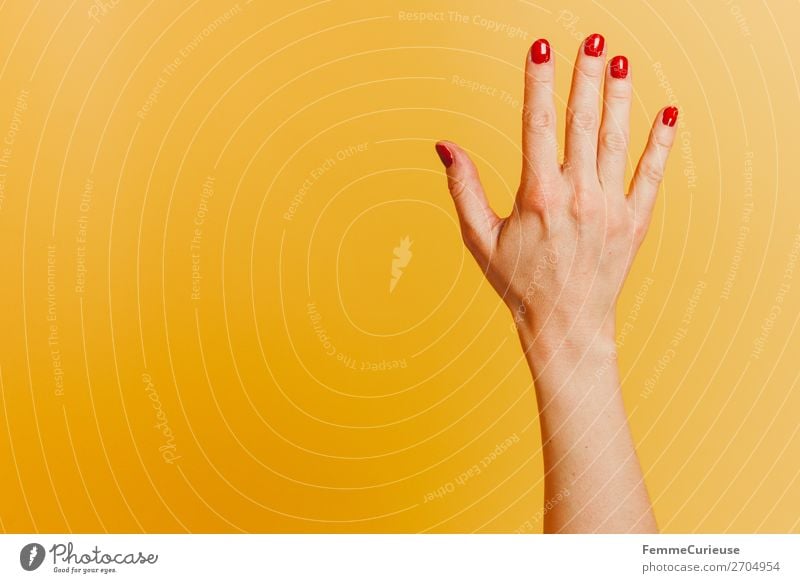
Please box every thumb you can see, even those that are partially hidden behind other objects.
[434,141,499,259]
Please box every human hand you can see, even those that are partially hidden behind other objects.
[436,34,677,353]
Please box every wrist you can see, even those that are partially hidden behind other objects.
[515,315,619,393]
[515,313,616,357]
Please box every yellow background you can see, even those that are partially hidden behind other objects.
[0,0,798,533]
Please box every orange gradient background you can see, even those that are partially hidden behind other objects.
[0,0,798,533]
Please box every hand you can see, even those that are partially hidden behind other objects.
[435,34,677,533]
[436,34,677,353]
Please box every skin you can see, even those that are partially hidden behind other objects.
[435,36,677,533]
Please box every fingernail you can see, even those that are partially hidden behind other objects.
[435,143,453,168]
[530,38,550,64]
[610,55,628,79]
[584,33,605,57]
[662,106,679,127]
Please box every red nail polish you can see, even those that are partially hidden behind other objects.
[584,33,605,57]
[530,38,550,64]
[610,55,628,79]
[435,143,453,168]
[662,106,679,127]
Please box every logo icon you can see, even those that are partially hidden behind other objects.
[20,543,46,571]
[390,236,413,293]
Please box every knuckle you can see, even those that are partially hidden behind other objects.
[570,188,602,220]
[520,176,551,200]
[650,129,674,151]
[519,180,553,212]
[567,110,598,134]
[448,177,468,200]
[578,64,604,81]
[570,199,591,224]
[527,68,554,86]
[639,161,664,185]
[600,131,629,153]
[605,82,632,103]
[606,208,631,235]
[567,169,600,196]
[523,106,555,134]
[460,224,479,248]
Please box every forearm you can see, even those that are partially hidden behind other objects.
[518,319,657,533]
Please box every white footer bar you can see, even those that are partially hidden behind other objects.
[1,534,798,582]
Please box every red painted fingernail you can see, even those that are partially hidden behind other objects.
[435,143,453,168]
[610,55,628,79]
[584,33,605,57]
[530,38,550,64]
[662,106,679,127]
